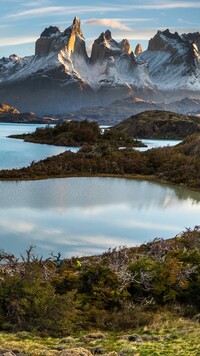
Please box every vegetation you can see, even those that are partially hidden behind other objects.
[1,133,200,190]
[1,227,200,354]
[9,120,145,147]
[1,120,200,354]
[113,110,200,139]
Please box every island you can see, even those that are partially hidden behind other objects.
[1,117,199,191]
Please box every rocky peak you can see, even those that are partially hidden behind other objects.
[41,26,61,38]
[120,39,131,54]
[35,16,87,59]
[181,32,200,51]
[63,16,84,39]
[147,29,200,55]
[148,30,171,51]
[0,103,20,114]
[134,43,142,56]
[90,30,131,63]
[105,29,112,40]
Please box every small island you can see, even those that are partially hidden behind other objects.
[9,119,145,147]
[1,117,199,191]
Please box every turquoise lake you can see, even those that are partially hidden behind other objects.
[0,123,77,169]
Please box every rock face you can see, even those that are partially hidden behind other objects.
[0,18,200,115]
[113,110,200,139]
[35,17,87,58]
[90,30,131,64]
[141,29,200,98]
[134,43,142,56]
[0,103,20,114]
[0,103,57,123]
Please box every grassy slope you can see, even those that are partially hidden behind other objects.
[1,315,200,355]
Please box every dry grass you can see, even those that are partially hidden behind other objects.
[1,312,200,355]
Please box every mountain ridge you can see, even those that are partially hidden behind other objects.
[0,17,200,115]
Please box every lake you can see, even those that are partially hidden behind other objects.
[0,123,78,169]
[0,124,197,259]
[0,177,200,258]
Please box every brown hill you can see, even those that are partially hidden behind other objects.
[175,134,200,157]
[0,103,20,114]
[113,110,200,139]
[0,103,57,124]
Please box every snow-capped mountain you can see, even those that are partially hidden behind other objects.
[140,29,200,97]
[0,17,199,115]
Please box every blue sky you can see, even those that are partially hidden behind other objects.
[0,0,199,58]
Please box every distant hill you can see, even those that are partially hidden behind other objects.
[0,103,57,124]
[112,110,200,139]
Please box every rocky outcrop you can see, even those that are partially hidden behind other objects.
[0,103,20,114]
[113,110,200,139]
[0,103,57,123]
[134,43,142,56]
[35,16,88,59]
[59,348,92,356]
[90,30,132,64]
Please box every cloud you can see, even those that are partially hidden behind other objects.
[117,219,181,232]
[0,35,37,47]
[85,19,132,31]
[0,218,34,233]
[112,27,200,41]
[112,29,159,41]
[177,18,199,26]
[24,1,50,5]
[6,3,200,19]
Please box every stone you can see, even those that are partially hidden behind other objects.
[59,348,93,356]
[134,43,142,56]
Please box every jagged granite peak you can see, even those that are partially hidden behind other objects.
[148,29,199,56]
[41,26,61,38]
[35,16,87,57]
[0,19,200,116]
[139,28,200,94]
[90,30,131,63]
[134,43,142,56]
[72,16,84,38]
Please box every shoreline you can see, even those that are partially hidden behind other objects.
[0,171,199,193]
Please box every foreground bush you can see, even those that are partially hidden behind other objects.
[1,227,200,336]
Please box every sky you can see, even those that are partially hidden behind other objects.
[0,0,199,58]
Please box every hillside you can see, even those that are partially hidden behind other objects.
[0,103,57,124]
[1,227,200,355]
[113,110,200,139]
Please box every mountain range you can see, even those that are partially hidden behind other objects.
[0,17,200,120]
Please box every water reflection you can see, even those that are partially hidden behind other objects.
[0,177,200,258]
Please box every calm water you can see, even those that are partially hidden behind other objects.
[0,177,200,258]
[0,123,77,169]
[0,124,196,258]
[136,139,181,151]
